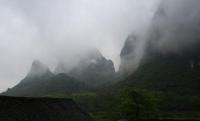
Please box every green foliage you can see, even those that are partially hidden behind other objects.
[116,87,159,120]
[121,53,200,112]
[3,73,89,97]
[44,87,160,121]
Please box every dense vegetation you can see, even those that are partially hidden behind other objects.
[116,51,200,120]
[45,87,160,121]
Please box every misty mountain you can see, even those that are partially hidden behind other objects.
[2,49,116,97]
[2,60,88,97]
[27,60,52,78]
[119,35,200,112]
[119,0,200,76]
[119,35,141,76]
[22,60,54,82]
[147,0,200,54]
[55,49,116,87]
[118,0,200,112]
[120,48,200,111]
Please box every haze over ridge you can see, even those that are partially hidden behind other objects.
[0,0,159,91]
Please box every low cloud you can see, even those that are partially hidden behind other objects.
[0,0,159,91]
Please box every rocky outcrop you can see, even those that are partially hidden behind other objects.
[119,35,142,77]
[68,49,115,86]
[55,49,116,87]
[0,96,94,121]
[26,60,53,79]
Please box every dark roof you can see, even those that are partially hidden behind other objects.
[0,96,94,121]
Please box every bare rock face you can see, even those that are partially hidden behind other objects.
[119,35,141,76]
[0,96,94,121]
[120,35,138,58]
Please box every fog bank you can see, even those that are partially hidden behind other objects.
[0,0,159,91]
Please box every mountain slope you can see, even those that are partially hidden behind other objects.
[3,73,87,97]
[120,50,200,111]
[119,35,140,76]
[2,60,88,97]
[55,49,116,87]
[118,0,200,112]
[26,60,53,79]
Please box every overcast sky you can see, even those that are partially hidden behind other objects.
[0,0,159,92]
